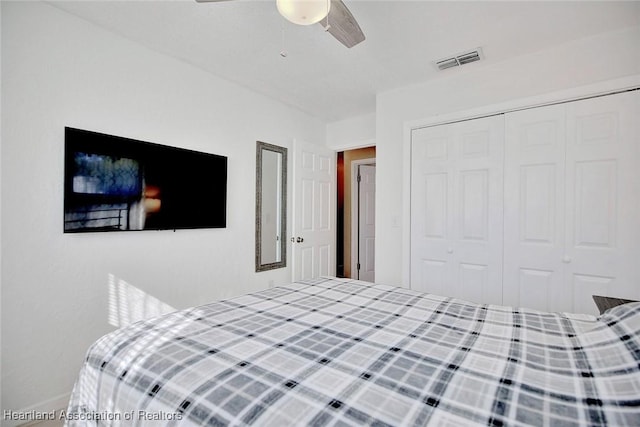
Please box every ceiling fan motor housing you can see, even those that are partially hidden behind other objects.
[276,0,332,26]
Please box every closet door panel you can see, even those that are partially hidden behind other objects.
[452,117,504,304]
[411,116,503,305]
[565,91,639,314]
[411,125,455,295]
[417,259,449,297]
[504,104,567,311]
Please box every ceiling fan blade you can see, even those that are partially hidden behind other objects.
[322,0,365,48]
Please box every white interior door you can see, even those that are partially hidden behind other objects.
[357,164,376,282]
[292,140,336,281]
[411,123,451,297]
[564,91,639,314]
[503,104,568,311]
[411,115,504,304]
[504,91,639,314]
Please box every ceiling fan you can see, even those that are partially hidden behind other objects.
[195,0,366,48]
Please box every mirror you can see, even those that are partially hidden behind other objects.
[256,141,287,272]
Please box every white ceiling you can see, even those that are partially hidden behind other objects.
[49,0,640,122]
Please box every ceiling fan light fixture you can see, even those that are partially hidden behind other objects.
[276,0,331,26]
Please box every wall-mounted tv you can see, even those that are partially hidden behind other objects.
[64,127,227,233]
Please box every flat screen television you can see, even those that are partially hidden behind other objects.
[64,127,227,233]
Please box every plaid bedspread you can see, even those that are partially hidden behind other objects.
[67,277,640,426]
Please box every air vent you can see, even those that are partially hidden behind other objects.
[436,57,459,70]
[436,48,483,71]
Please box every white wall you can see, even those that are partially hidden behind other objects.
[326,113,375,150]
[375,25,640,286]
[1,1,325,414]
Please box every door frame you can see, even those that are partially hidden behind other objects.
[350,158,376,280]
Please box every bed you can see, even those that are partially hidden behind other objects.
[67,277,640,426]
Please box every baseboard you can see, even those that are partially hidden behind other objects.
[3,393,70,427]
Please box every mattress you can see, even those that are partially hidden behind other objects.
[66,277,640,426]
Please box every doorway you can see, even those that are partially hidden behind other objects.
[336,147,376,281]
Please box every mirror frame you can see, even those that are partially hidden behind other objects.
[255,141,288,272]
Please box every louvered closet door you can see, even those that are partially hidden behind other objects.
[411,115,504,305]
[504,91,639,314]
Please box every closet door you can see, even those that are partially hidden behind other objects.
[505,91,639,314]
[411,123,454,298]
[564,91,639,314]
[503,104,567,311]
[411,116,504,304]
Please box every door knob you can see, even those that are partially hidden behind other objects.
[296,237,304,243]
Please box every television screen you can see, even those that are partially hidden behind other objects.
[64,127,227,233]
